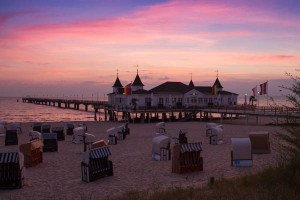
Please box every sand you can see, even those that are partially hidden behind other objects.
[0,116,283,200]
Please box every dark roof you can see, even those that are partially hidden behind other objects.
[213,77,223,88]
[132,89,151,94]
[194,86,213,94]
[149,82,191,94]
[112,76,123,87]
[132,73,144,86]
[188,80,194,87]
[107,87,124,95]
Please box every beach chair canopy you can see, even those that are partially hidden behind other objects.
[85,133,96,144]
[231,138,252,160]
[180,143,202,153]
[82,146,111,164]
[74,127,85,135]
[29,131,42,140]
[106,127,116,135]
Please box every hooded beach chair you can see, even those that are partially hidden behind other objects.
[209,126,224,145]
[249,131,271,154]
[206,123,223,137]
[19,139,43,167]
[106,127,117,145]
[29,131,42,141]
[0,152,25,189]
[231,138,253,167]
[172,143,203,173]
[72,127,85,144]
[41,124,51,134]
[81,145,113,182]
[66,123,75,135]
[32,122,42,132]
[84,133,96,151]
[42,132,58,152]
[52,126,65,141]
[152,134,171,161]
[5,129,18,146]
[155,122,166,134]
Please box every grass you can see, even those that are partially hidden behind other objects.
[99,164,300,200]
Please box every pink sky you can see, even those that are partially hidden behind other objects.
[0,0,299,97]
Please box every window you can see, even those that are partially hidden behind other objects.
[199,98,203,103]
[191,96,197,103]
[159,98,164,104]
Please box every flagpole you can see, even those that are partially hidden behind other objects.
[267,81,269,106]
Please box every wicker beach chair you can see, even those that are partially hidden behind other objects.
[84,133,96,151]
[172,143,203,173]
[106,127,117,145]
[81,146,113,182]
[0,152,25,189]
[73,127,85,144]
[155,122,166,134]
[29,131,42,141]
[32,122,42,132]
[19,139,43,167]
[209,126,223,145]
[52,127,65,141]
[249,131,271,154]
[41,124,51,134]
[42,132,58,152]
[66,123,75,135]
[206,123,223,137]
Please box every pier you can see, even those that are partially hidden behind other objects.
[22,97,300,124]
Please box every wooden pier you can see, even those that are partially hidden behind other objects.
[22,97,300,124]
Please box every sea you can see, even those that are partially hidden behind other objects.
[0,95,290,123]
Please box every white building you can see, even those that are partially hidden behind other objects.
[107,71,238,109]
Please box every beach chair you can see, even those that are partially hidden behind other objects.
[66,123,75,135]
[155,122,166,134]
[41,124,51,134]
[52,127,65,141]
[249,131,271,154]
[0,152,25,189]
[117,125,126,140]
[209,126,223,145]
[79,123,88,132]
[81,146,113,183]
[84,133,96,151]
[5,129,18,146]
[106,127,117,145]
[152,134,171,161]
[206,123,223,137]
[73,127,85,144]
[29,131,42,141]
[172,130,188,144]
[32,122,42,132]
[124,122,130,135]
[231,138,253,167]
[19,139,43,167]
[42,133,58,152]
[172,143,203,173]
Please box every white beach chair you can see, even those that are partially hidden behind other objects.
[29,130,42,141]
[206,123,223,137]
[106,127,117,145]
[152,134,171,161]
[231,138,252,167]
[84,133,96,150]
[73,127,85,144]
[155,122,166,134]
[209,126,224,145]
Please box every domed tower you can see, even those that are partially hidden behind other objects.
[112,72,123,94]
[131,68,144,92]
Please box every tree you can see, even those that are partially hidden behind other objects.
[275,70,300,167]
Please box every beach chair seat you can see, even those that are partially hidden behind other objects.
[172,143,203,173]
[52,127,65,141]
[19,139,43,167]
[42,133,58,152]
[32,122,42,132]
[0,152,25,189]
[66,123,74,135]
[249,131,271,154]
[152,134,171,161]
[231,138,252,167]
[5,129,18,146]
[29,131,42,141]
[81,146,113,182]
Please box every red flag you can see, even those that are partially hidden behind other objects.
[260,82,268,95]
[124,83,131,95]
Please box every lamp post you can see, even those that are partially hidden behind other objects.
[244,94,247,106]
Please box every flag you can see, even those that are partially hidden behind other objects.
[252,86,257,97]
[124,83,131,95]
[260,82,268,95]
[212,84,217,95]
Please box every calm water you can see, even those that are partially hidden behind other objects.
[0,96,289,123]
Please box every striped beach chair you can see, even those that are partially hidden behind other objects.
[0,152,25,189]
[81,146,113,182]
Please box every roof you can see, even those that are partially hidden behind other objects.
[213,77,223,88]
[132,73,144,86]
[188,80,194,87]
[112,76,123,88]
[132,89,151,95]
[149,82,191,94]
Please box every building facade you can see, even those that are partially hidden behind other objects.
[107,72,238,109]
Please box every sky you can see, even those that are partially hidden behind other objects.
[0,0,299,98]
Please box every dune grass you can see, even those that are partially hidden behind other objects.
[103,164,300,200]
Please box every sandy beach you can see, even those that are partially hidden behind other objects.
[0,116,283,200]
